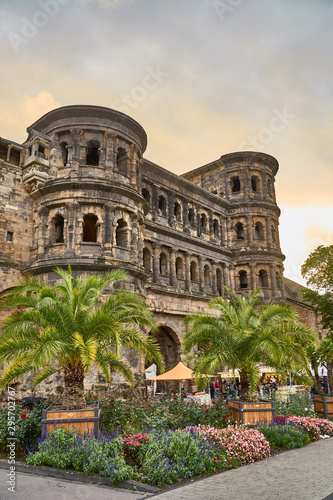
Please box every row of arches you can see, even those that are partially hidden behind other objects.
[229,173,273,198]
[142,188,221,237]
[48,213,130,247]
[235,221,277,243]
[57,141,129,174]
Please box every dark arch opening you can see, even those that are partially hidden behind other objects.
[86,141,100,166]
[83,214,98,242]
[239,270,248,289]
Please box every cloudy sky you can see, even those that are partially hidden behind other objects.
[0,0,332,285]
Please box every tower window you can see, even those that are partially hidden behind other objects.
[59,142,68,166]
[54,215,64,243]
[231,176,241,193]
[6,231,13,243]
[254,222,265,240]
[158,195,167,216]
[236,222,245,239]
[174,201,181,221]
[117,148,127,174]
[86,141,100,166]
[160,252,168,275]
[143,248,151,272]
[259,269,269,288]
[251,176,259,192]
[239,270,248,289]
[176,257,184,279]
[190,261,198,281]
[204,265,211,286]
[116,219,128,248]
[216,268,222,296]
[201,213,207,232]
[142,188,150,204]
[83,214,98,242]
[213,219,219,236]
[188,207,195,226]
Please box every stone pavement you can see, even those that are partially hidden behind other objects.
[150,437,333,500]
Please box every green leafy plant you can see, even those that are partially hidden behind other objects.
[257,423,308,450]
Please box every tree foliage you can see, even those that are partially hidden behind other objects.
[0,267,164,409]
[184,288,315,400]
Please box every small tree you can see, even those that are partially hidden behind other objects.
[184,288,315,401]
[0,267,164,409]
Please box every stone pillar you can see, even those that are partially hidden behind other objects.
[185,253,191,291]
[199,256,204,292]
[104,133,114,178]
[152,187,158,221]
[182,200,189,233]
[266,217,272,249]
[130,219,139,261]
[137,221,144,266]
[223,264,229,291]
[196,208,202,237]
[170,249,176,287]
[65,201,79,256]
[221,217,227,246]
[103,203,113,255]
[250,263,257,290]
[152,243,160,283]
[37,206,49,256]
[209,214,214,241]
[129,144,137,186]
[270,264,277,296]
[211,263,217,294]
[244,173,250,200]
[247,215,253,245]
[6,145,12,162]
[229,265,235,293]
[168,191,174,227]
[70,129,83,174]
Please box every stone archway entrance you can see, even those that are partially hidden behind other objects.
[146,326,180,391]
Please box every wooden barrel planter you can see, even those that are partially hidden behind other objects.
[313,396,333,420]
[42,402,100,437]
[227,400,276,425]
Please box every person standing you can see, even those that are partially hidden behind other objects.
[229,381,236,399]
[215,379,220,399]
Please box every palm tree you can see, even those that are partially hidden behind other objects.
[184,288,315,401]
[0,267,164,409]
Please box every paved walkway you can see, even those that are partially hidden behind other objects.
[1,438,333,500]
[151,437,333,500]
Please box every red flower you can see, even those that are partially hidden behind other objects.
[222,415,227,420]
[20,413,26,420]
[119,452,123,455]
[198,405,201,408]
[2,404,5,407]
[111,398,114,402]
[205,409,209,413]
[212,401,216,405]
[25,406,30,410]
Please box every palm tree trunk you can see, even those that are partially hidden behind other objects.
[239,370,251,401]
[62,365,86,410]
[327,361,333,396]
[308,368,325,396]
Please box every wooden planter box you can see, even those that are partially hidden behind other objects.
[42,402,100,437]
[313,396,333,420]
[227,400,276,425]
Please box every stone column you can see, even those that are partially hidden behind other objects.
[168,191,174,227]
[152,187,158,221]
[196,208,202,237]
[199,256,204,292]
[266,217,272,249]
[128,144,137,186]
[6,145,12,162]
[37,206,49,256]
[249,263,257,290]
[182,200,189,233]
[221,217,227,246]
[70,129,83,174]
[211,263,217,294]
[130,219,139,261]
[104,133,115,178]
[152,243,160,283]
[223,264,229,291]
[229,265,235,293]
[103,203,113,255]
[185,253,191,291]
[270,264,277,296]
[209,214,214,241]
[65,201,79,256]
[170,249,176,287]
[247,215,253,245]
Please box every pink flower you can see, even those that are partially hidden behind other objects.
[136,443,141,446]
[119,452,123,455]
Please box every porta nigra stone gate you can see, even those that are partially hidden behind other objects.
[0,105,320,398]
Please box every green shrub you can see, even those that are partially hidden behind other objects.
[27,427,136,484]
[273,393,315,418]
[139,428,238,485]
[257,423,308,450]
[100,395,231,434]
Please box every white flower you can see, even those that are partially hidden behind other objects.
[304,408,308,411]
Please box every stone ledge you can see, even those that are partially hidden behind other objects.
[0,459,159,494]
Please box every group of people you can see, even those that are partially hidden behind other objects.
[206,378,241,400]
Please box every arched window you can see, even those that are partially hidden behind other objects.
[142,188,150,204]
[117,147,127,174]
[54,215,64,243]
[83,214,98,242]
[271,225,276,243]
[190,261,198,281]
[188,207,195,226]
[158,195,167,216]
[236,222,245,239]
[59,142,68,166]
[259,269,269,288]
[232,176,241,193]
[160,252,168,275]
[86,141,100,166]
[143,248,151,272]
[201,213,207,232]
[116,219,128,248]
[213,219,219,237]
[216,268,222,296]
[176,257,184,279]
[204,265,211,286]
[251,176,259,192]
[239,270,248,289]
[174,201,181,221]
[276,271,282,289]
[254,222,265,240]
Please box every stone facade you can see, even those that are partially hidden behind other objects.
[0,105,319,398]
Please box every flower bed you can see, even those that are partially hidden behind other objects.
[185,425,271,465]
[286,416,333,440]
